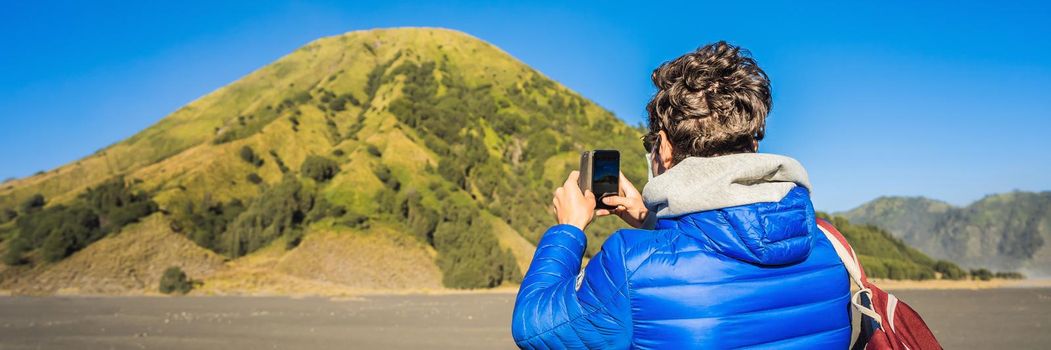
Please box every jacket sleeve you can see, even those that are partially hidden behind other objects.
[511,224,632,349]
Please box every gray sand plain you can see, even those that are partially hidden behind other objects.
[1,288,1048,349]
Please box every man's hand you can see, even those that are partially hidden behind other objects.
[595,172,648,228]
[552,171,596,231]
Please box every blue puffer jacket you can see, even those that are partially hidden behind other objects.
[511,186,850,349]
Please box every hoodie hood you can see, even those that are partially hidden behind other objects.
[643,153,811,218]
[644,154,815,266]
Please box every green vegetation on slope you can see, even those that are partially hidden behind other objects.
[0,28,653,291]
[819,213,956,280]
[168,196,245,252]
[2,177,157,265]
[239,146,265,167]
[384,58,646,255]
[167,174,344,258]
[300,155,340,182]
[223,175,317,255]
[143,42,536,288]
[367,54,649,285]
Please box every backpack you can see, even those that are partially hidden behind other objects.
[815,218,943,350]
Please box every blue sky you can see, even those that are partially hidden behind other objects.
[1,1,1049,211]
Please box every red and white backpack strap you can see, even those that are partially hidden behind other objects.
[886,294,900,334]
[815,219,884,326]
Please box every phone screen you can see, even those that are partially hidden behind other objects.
[592,150,620,209]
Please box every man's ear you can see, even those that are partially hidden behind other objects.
[658,130,674,170]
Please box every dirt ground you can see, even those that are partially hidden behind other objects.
[893,288,1051,350]
[1,288,1049,349]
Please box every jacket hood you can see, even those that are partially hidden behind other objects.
[642,153,811,218]
[645,154,816,266]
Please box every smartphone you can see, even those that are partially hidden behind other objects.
[578,150,620,210]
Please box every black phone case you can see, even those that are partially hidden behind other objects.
[579,151,617,210]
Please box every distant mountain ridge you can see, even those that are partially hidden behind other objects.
[841,192,1051,277]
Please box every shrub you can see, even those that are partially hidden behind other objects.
[20,194,45,214]
[80,177,158,231]
[4,177,156,265]
[175,199,245,251]
[289,116,300,132]
[404,190,439,244]
[325,92,361,112]
[285,229,305,249]
[346,93,361,106]
[437,158,466,189]
[245,173,263,185]
[300,155,340,182]
[970,268,994,281]
[0,208,16,223]
[994,271,1025,280]
[159,266,192,294]
[366,144,382,157]
[329,95,347,112]
[433,210,521,289]
[213,109,283,145]
[221,175,317,257]
[340,213,370,229]
[291,91,312,104]
[305,197,346,223]
[346,116,366,140]
[269,150,290,173]
[324,119,341,142]
[2,237,28,265]
[415,198,522,289]
[885,260,934,280]
[38,206,99,262]
[239,146,264,167]
[933,260,967,280]
[371,164,399,191]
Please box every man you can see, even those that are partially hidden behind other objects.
[511,42,851,349]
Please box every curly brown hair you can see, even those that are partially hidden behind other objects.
[646,41,771,163]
